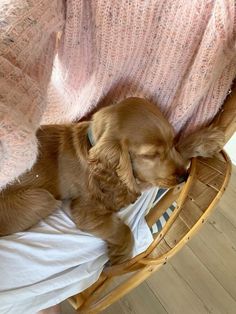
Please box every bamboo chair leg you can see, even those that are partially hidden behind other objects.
[79,277,113,310]
[78,265,162,314]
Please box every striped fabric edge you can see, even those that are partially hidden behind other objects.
[150,188,177,235]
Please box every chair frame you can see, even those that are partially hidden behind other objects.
[68,85,236,314]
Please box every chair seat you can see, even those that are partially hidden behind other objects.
[145,150,231,263]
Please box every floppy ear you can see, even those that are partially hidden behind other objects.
[177,126,225,160]
[88,137,139,194]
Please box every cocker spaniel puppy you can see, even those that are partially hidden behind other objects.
[0,98,224,264]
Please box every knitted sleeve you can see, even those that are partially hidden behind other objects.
[0,0,65,189]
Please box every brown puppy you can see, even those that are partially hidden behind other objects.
[0,98,224,264]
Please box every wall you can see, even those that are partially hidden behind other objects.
[225,132,236,165]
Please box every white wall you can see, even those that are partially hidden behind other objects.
[225,132,236,165]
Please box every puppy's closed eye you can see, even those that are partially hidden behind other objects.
[139,152,160,159]
[133,143,164,160]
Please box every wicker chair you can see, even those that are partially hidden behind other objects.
[68,85,236,314]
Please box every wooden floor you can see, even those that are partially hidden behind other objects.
[62,165,236,314]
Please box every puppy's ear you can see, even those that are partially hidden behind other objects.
[177,126,225,160]
[88,137,139,193]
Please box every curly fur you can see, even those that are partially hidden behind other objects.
[0,98,224,264]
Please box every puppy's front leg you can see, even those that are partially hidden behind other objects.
[71,198,134,265]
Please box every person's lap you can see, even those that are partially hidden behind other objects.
[0,188,157,314]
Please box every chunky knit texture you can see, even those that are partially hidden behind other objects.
[0,0,236,190]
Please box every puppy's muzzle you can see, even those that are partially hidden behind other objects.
[176,172,188,184]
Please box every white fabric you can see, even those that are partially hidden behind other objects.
[0,187,158,314]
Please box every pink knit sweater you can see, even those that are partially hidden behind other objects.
[0,0,235,190]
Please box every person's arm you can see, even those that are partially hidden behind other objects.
[0,0,65,189]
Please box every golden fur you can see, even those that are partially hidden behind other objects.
[0,98,224,264]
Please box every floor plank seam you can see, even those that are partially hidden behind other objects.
[187,242,236,303]
[169,262,213,314]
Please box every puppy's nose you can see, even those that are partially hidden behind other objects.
[176,172,188,184]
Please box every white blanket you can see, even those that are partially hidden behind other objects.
[0,187,159,314]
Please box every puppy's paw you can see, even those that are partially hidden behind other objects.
[108,224,134,265]
[177,126,225,160]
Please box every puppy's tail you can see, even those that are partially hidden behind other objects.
[0,188,61,235]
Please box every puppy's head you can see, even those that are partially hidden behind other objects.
[89,97,187,191]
